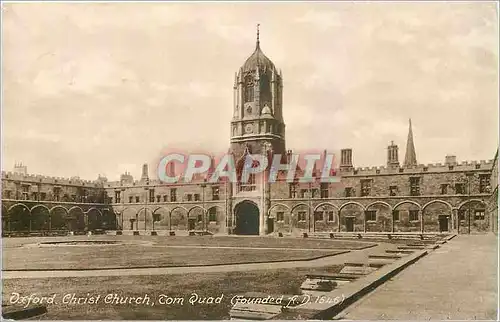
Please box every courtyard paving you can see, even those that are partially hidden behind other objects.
[339,234,498,320]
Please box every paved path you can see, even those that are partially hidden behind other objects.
[2,244,390,279]
[340,234,498,320]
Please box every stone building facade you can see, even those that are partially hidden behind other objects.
[1,31,497,236]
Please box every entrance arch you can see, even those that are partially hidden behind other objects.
[234,201,260,235]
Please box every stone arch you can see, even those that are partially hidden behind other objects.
[234,200,260,235]
[188,205,206,231]
[120,207,139,231]
[393,200,422,233]
[422,200,453,211]
[339,201,366,212]
[457,199,488,233]
[68,206,86,232]
[86,208,103,231]
[50,206,69,231]
[457,199,486,210]
[31,205,51,231]
[268,203,292,216]
[393,200,422,211]
[170,206,188,231]
[339,202,365,232]
[151,207,170,230]
[290,203,311,233]
[7,204,31,232]
[314,203,339,232]
[313,202,339,212]
[365,201,392,232]
[206,205,224,224]
[422,200,453,232]
[137,207,154,231]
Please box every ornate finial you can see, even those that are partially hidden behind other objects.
[256,23,260,48]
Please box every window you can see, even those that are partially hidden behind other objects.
[194,194,200,201]
[115,191,121,203]
[135,196,140,203]
[53,187,61,201]
[327,211,334,222]
[186,194,193,202]
[392,210,400,222]
[163,195,168,202]
[474,210,485,220]
[197,214,203,222]
[311,189,318,198]
[345,187,354,197]
[389,186,397,196]
[276,212,284,222]
[212,186,220,200]
[149,189,155,203]
[361,180,371,197]
[298,211,306,221]
[170,189,177,202]
[409,210,419,221]
[448,165,454,170]
[314,211,323,221]
[153,213,161,222]
[40,192,46,201]
[479,174,491,193]
[4,190,11,199]
[455,183,465,194]
[289,183,297,198]
[320,183,329,198]
[209,208,217,222]
[410,177,420,196]
[365,210,376,222]
[129,196,133,203]
[440,184,448,195]
[156,195,161,203]
[244,84,254,103]
[299,189,307,198]
[475,164,481,169]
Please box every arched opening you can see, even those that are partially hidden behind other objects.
[458,200,487,233]
[234,201,260,235]
[188,207,205,231]
[31,206,50,232]
[423,201,452,232]
[365,202,392,232]
[87,209,102,231]
[68,207,86,232]
[313,203,339,232]
[170,207,188,231]
[152,208,169,231]
[268,204,291,234]
[339,203,364,232]
[8,205,30,232]
[393,201,421,232]
[50,207,68,231]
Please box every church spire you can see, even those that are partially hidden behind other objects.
[404,118,418,167]
[256,23,260,49]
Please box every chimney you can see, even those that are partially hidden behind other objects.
[340,149,353,171]
[141,163,149,183]
[387,141,400,168]
[445,155,457,166]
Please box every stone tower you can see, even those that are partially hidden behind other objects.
[230,25,286,161]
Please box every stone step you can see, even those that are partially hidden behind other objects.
[305,273,359,281]
[230,302,282,320]
[369,254,402,260]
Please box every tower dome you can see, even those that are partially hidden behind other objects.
[241,25,276,73]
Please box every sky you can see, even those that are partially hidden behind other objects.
[2,2,498,181]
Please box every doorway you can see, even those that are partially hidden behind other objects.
[267,217,274,234]
[234,201,260,235]
[188,218,196,231]
[345,217,354,232]
[439,215,449,232]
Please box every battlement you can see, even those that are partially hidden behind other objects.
[1,171,101,187]
[345,159,494,176]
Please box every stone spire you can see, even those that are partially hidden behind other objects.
[404,119,418,167]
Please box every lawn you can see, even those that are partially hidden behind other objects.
[3,245,346,270]
[2,235,374,270]
[2,265,343,320]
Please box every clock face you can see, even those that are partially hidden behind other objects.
[245,124,253,134]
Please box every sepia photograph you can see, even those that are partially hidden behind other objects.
[1,1,499,320]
